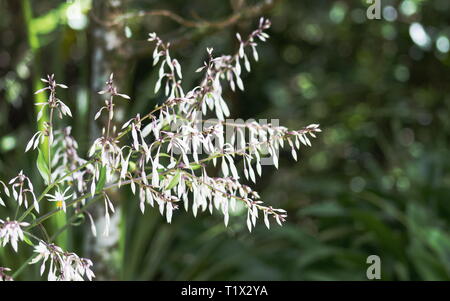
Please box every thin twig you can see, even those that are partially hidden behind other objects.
[91,0,282,29]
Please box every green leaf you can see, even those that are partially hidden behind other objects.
[165,170,181,191]
[95,166,107,194]
[36,148,50,185]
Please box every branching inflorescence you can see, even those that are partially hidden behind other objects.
[0,18,321,281]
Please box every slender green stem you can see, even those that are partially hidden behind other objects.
[106,96,113,139]
[50,195,101,242]
[48,108,54,185]
[11,254,36,279]
[38,224,51,242]
[14,202,21,220]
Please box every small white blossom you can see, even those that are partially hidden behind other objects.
[45,187,73,212]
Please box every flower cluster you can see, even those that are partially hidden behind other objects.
[0,218,29,252]
[0,18,321,281]
[30,241,95,281]
[26,74,71,151]
[34,74,71,119]
[82,17,321,236]
[109,18,320,232]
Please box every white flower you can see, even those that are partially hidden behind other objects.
[45,187,73,212]
[9,170,39,213]
[30,241,56,278]
[0,218,30,252]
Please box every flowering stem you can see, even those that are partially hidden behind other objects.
[106,96,113,139]
[50,195,101,242]
[48,107,54,185]
[25,168,175,230]
[26,193,98,230]
[14,202,21,220]
[17,160,95,222]
[17,104,166,223]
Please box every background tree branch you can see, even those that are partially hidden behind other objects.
[90,0,283,58]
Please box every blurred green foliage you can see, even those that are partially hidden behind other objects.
[1,0,450,280]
